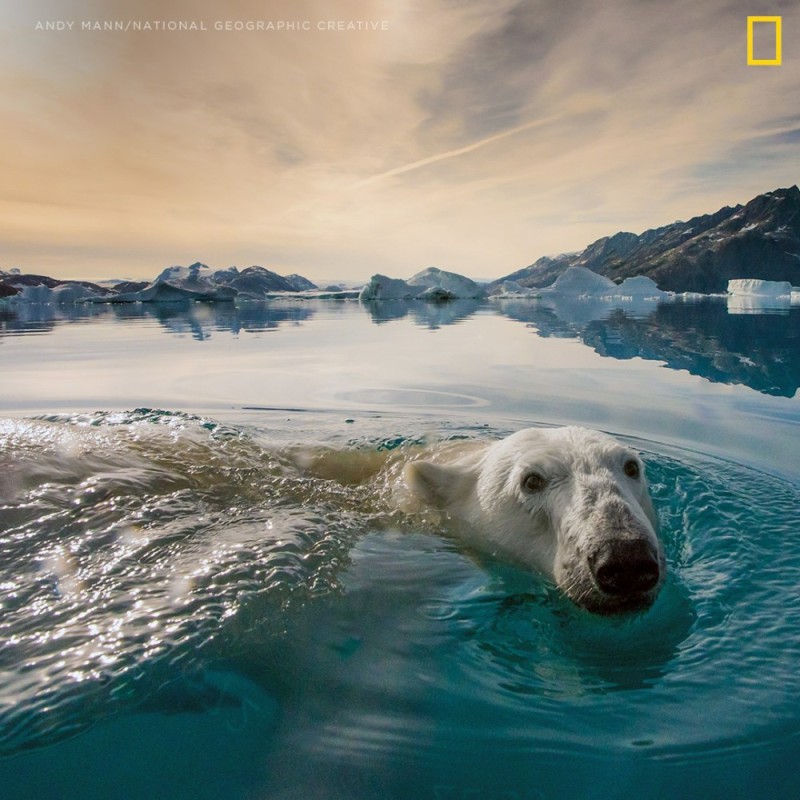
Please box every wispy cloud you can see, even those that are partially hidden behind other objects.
[0,0,797,280]
[353,113,565,187]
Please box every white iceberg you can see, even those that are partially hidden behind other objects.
[543,267,668,299]
[615,275,665,297]
[545,267,617,295]
[726,279,798,313]
[726,279,798,312]
[727,279,794,297]
[488,268,669,303]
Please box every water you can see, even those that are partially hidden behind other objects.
[1,297,799,799]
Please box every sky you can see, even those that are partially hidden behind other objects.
[0,0,798,282]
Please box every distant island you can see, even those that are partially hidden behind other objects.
[0,264,335,304]
[2,186,798,303]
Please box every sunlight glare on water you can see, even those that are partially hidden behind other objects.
[1,298,799,799]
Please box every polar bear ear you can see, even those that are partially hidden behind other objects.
[405,460,475,508]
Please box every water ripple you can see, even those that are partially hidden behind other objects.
[1,410,800,774]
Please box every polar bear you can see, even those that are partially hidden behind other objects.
[404,426,665,615]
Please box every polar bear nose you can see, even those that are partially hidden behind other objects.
[588,539,660,595]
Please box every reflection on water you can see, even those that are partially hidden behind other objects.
[499,298,800,398]
[2,410,798,770]
[361,298,482,328]
[2,292,800,799]
[2,296,800,397]
[0,301,315,341]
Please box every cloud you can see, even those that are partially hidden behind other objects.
[0,0,797,280]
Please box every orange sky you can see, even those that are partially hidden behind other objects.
[1,0,797,281]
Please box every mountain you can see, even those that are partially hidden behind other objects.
[491,186,800,293]
[0,270,112,302]
[152,263,318,297]
[0,262,320,304]
[210,265,300,295]
[284,273,318,291]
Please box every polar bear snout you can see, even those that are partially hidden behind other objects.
[588,538,661,597]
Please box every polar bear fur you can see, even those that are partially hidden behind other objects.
[405,426,665,615]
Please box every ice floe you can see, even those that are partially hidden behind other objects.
[726,279,800,313]
[727,279,794,297]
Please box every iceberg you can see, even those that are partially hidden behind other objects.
[545,267,617,295]
[487,267,670,319]
[416,286,457,302]
[615,275,665,297]
[408,267,486,299]
[359,274,419,301]
[360,267,487,302]
[541,267,669,299]
[488,280,539,298]
[727,279,794,297]
[726,279,797,313]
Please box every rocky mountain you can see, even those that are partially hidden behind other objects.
[153,262,310,296]
[284,273,317,291]
[1,262,320,304]
[492,186,800,293]
[0,269,113,301]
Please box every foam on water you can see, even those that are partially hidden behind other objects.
[1,409,800,798]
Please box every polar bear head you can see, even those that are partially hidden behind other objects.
[405,427,665,615]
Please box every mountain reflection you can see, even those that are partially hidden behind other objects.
[499,298,800,398]
[2,297,798,397]
[360,298,482,328]
[0,300,315,342]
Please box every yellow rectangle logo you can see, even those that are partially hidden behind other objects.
[747,16,782,65]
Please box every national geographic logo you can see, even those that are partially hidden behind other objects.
[747,16,782,66]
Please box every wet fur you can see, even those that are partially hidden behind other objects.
[403,426,665,615]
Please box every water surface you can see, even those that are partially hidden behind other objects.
[1,297,799,799]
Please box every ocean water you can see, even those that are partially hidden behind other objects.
[1,296,799,799]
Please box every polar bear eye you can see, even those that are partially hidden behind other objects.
[623,459,640,479]
[522,472,546,492]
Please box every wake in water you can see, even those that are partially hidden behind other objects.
[1,408,800,769]
[0,409,431,753]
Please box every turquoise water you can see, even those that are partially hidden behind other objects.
[1,298,799,799]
